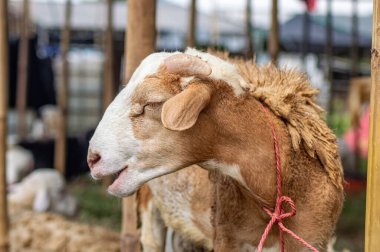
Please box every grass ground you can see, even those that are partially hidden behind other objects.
[69,175,122,232]
[69,174,366,251]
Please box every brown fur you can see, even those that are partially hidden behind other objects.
[207,51,344,189]
[235,60,344,190]
[128,59,344,251]
[137,184,153,210]
[202,79,343,251]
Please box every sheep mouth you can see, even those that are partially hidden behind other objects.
[109,166,128,186]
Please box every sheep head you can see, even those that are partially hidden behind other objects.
[88,50,246,197]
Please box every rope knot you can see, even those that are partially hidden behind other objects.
[264,196,297,224]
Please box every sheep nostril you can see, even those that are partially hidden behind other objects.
[87,150,101,169]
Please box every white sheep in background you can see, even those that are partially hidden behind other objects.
[31,105,60,140]
[6,144,34,185]
[8,169,79,217]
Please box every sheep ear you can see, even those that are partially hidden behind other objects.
[161,84,211,131]
[33,188,51,212]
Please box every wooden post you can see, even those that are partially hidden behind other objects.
[102,0,115,187]
[301,9,310,64]
[103,0,115,111]
[326,0,334,113]
[187,0,197,47]
[365,0,380,251]
[121,0,156,251]
[268,0,279,64]
[352,0,361,173]
[0,1,9,251]
[245,0,254,59]
[54,0,71,175]
[16,0,29,139]
[351,0,359,76]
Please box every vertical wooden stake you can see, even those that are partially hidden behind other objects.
[0,0,9,251]
[268,0,279,64]
[103,0,115,111]
[351,0,359,76]
[16,0,29,139]
[301,9,310,64]
[325,0,334,113]
[54,0,71,175]
[124,0,156,81]
[102,0,115,187]
[365,0,380,251]
[245,0,254,59]
[187,0,197,47]
[121,0,156,251]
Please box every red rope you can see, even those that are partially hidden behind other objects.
[257,104,319,252]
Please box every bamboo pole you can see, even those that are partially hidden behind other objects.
[0,0,9,251]
[268,0,279,64]
[124,0,156,82]
[301,9,310,64]
[326,0,334,113]
[187,0,197,48]
[16,0,30,139]
[351,0,359,76]
[54,0,71,175]
[349,0,360,171]
[365,0,380,251]
[102,0,115,187]
[103,0,115,112]
[245,0,254,59]
[325,0,333,80]
[121,0,156,251]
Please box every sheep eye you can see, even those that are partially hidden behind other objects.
[129,104,144,117]
[144,102,163,111]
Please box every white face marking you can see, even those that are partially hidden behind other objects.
[90,52,174,173]
[88,49,250,197]
[89,52,183,196]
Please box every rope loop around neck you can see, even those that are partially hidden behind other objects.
[257,103,319,252]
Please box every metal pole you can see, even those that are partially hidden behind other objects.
[121,0,156,251]
[365,0,380,251]
[54,0,71,175]
[0,0,9,251]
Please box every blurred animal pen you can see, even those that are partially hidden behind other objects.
[0,0,378,251]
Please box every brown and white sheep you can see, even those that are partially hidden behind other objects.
[137,165,213,251]
[88,49,344,251]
